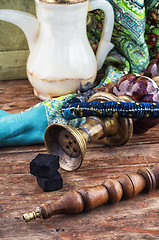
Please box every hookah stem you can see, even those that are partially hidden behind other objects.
[23,163,159,222]
[61,99,159,120]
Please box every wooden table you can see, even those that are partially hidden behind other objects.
[0,79,159,240]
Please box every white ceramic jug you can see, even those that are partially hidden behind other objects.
[0,0,114,100]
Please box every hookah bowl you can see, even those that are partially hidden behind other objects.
[44,92,133,171]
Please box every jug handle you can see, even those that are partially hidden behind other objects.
[89,0,114,71]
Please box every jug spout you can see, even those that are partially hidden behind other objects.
[0,9,39,51]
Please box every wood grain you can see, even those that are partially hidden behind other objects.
[0,79,159,240]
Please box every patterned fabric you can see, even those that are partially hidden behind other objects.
[87,0,149,85]
[87,10,104,53]
[109,0,149,73]
[98,50,130,85]
[144,0,159,60]
[42,94,85,127]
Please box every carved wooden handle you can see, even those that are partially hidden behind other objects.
[23,163,159,222]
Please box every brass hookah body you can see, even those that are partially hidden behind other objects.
[45,92,133,171]
[44,73,159,171]
[23,163,159,222]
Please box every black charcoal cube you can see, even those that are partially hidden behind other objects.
[30,154,59,178]
[37,171,63,192]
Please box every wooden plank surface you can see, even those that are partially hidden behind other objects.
[0,79,159,240]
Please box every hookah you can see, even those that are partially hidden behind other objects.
[44,73,159,171]
[45,92,134,171]
[23,72,159,222]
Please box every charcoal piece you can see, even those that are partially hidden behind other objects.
[30,154,59,178]
[37,171,63,192]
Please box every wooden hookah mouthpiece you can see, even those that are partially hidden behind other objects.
[23,163,159,222]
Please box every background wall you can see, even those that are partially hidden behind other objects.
[0,0,35,80]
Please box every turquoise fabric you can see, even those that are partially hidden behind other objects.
[0,96,85,147]
[0,104,47,147]
[0,110,11,118]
